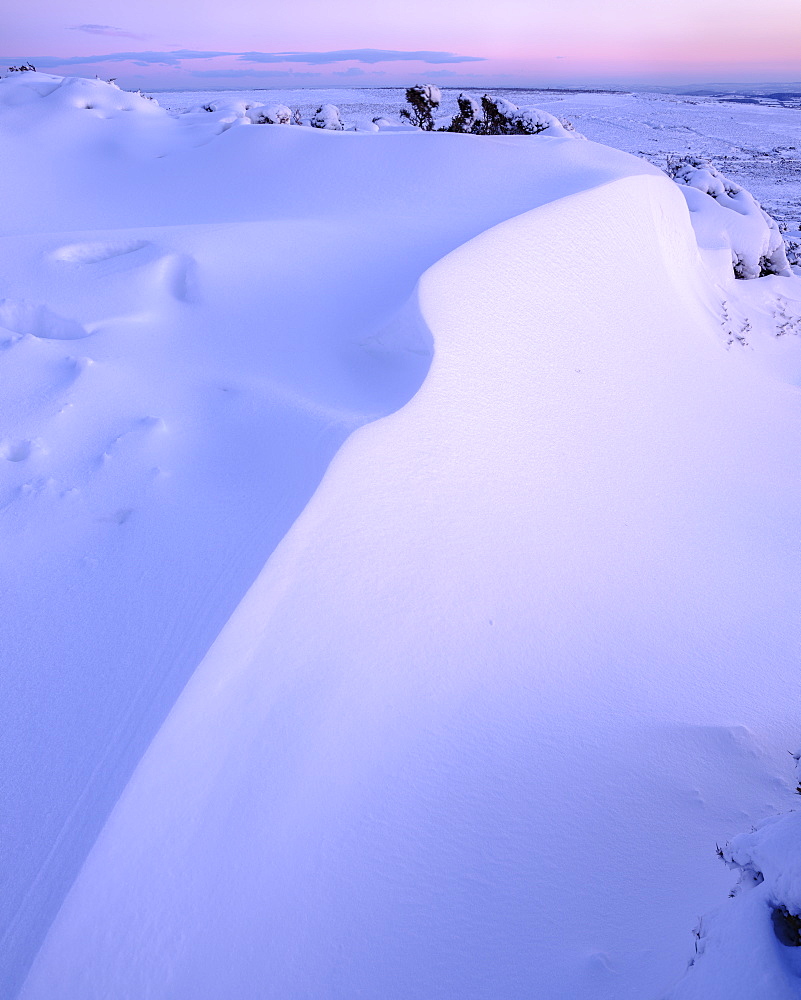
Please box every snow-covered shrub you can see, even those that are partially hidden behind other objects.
[248,104,293,125]
[470,95,582,137]
[667,156,791,279]
[476,95,535,135]
[310,104,343,130]
[445,93,482,133]
[400,85,441,131]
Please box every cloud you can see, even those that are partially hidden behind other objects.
[188,69,322,79]
[20,50,230,68]
[239,49,485,65]
[68,24,149,41]
[9,48,485,71]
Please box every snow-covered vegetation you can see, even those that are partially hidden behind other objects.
[1,71,801,1000]
[668,156,791,279]
[310,102,344,130]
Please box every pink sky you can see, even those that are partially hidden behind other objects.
[4,0,801,88]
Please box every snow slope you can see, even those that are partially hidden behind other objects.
[15,154,801,1000]
[0,72,677,996]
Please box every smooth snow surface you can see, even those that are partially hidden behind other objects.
[3,74,801,1000]
[0,72,663,997]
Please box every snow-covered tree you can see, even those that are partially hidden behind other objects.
[400,85,441,131]
[667,156,791,279]
[310,104,344,130]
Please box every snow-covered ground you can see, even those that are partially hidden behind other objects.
[157,86,801,232]
[2,73,801,1000]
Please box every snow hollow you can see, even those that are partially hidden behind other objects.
[1,73,801,1000]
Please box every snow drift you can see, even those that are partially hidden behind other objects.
[668,754,801,1000]
[2,72,801,1000]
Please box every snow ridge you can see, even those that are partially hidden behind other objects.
[1,72,801,1000]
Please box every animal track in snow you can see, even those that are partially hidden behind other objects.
[97,416,166,465]
[50,240,150,265]
[158,252,198,303]
[0,299,89,341]
[1,438,41,462]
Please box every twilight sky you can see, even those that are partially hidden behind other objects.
[4,0,801,90]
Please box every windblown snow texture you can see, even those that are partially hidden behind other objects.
[1,72,801,1000]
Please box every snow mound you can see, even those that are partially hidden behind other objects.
[668,156,791,279]
[0,71,162,117]
[17,171,801,1000]
[1,73,674,998]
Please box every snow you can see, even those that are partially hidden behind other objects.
[310,104,344,130]
[669,156,791,278]
[668,757,801,999]
[2,71,801,1000]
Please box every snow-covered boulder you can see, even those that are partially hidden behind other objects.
[668,156,791,279]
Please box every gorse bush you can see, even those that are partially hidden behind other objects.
[667,155,791,279]
[444,94,482,133]
[401,85,579,137]
[400,85,442,131]
[310,104,344,130]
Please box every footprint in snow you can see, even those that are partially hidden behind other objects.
[49,239,151,265]
[51,240,197,303]
[0,298,89,341]
[0,439,39,462]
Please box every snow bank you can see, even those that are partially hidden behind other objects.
[17,169,801,999]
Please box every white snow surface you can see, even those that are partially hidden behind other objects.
[668,756,801,999]
[2,73,801,1000]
